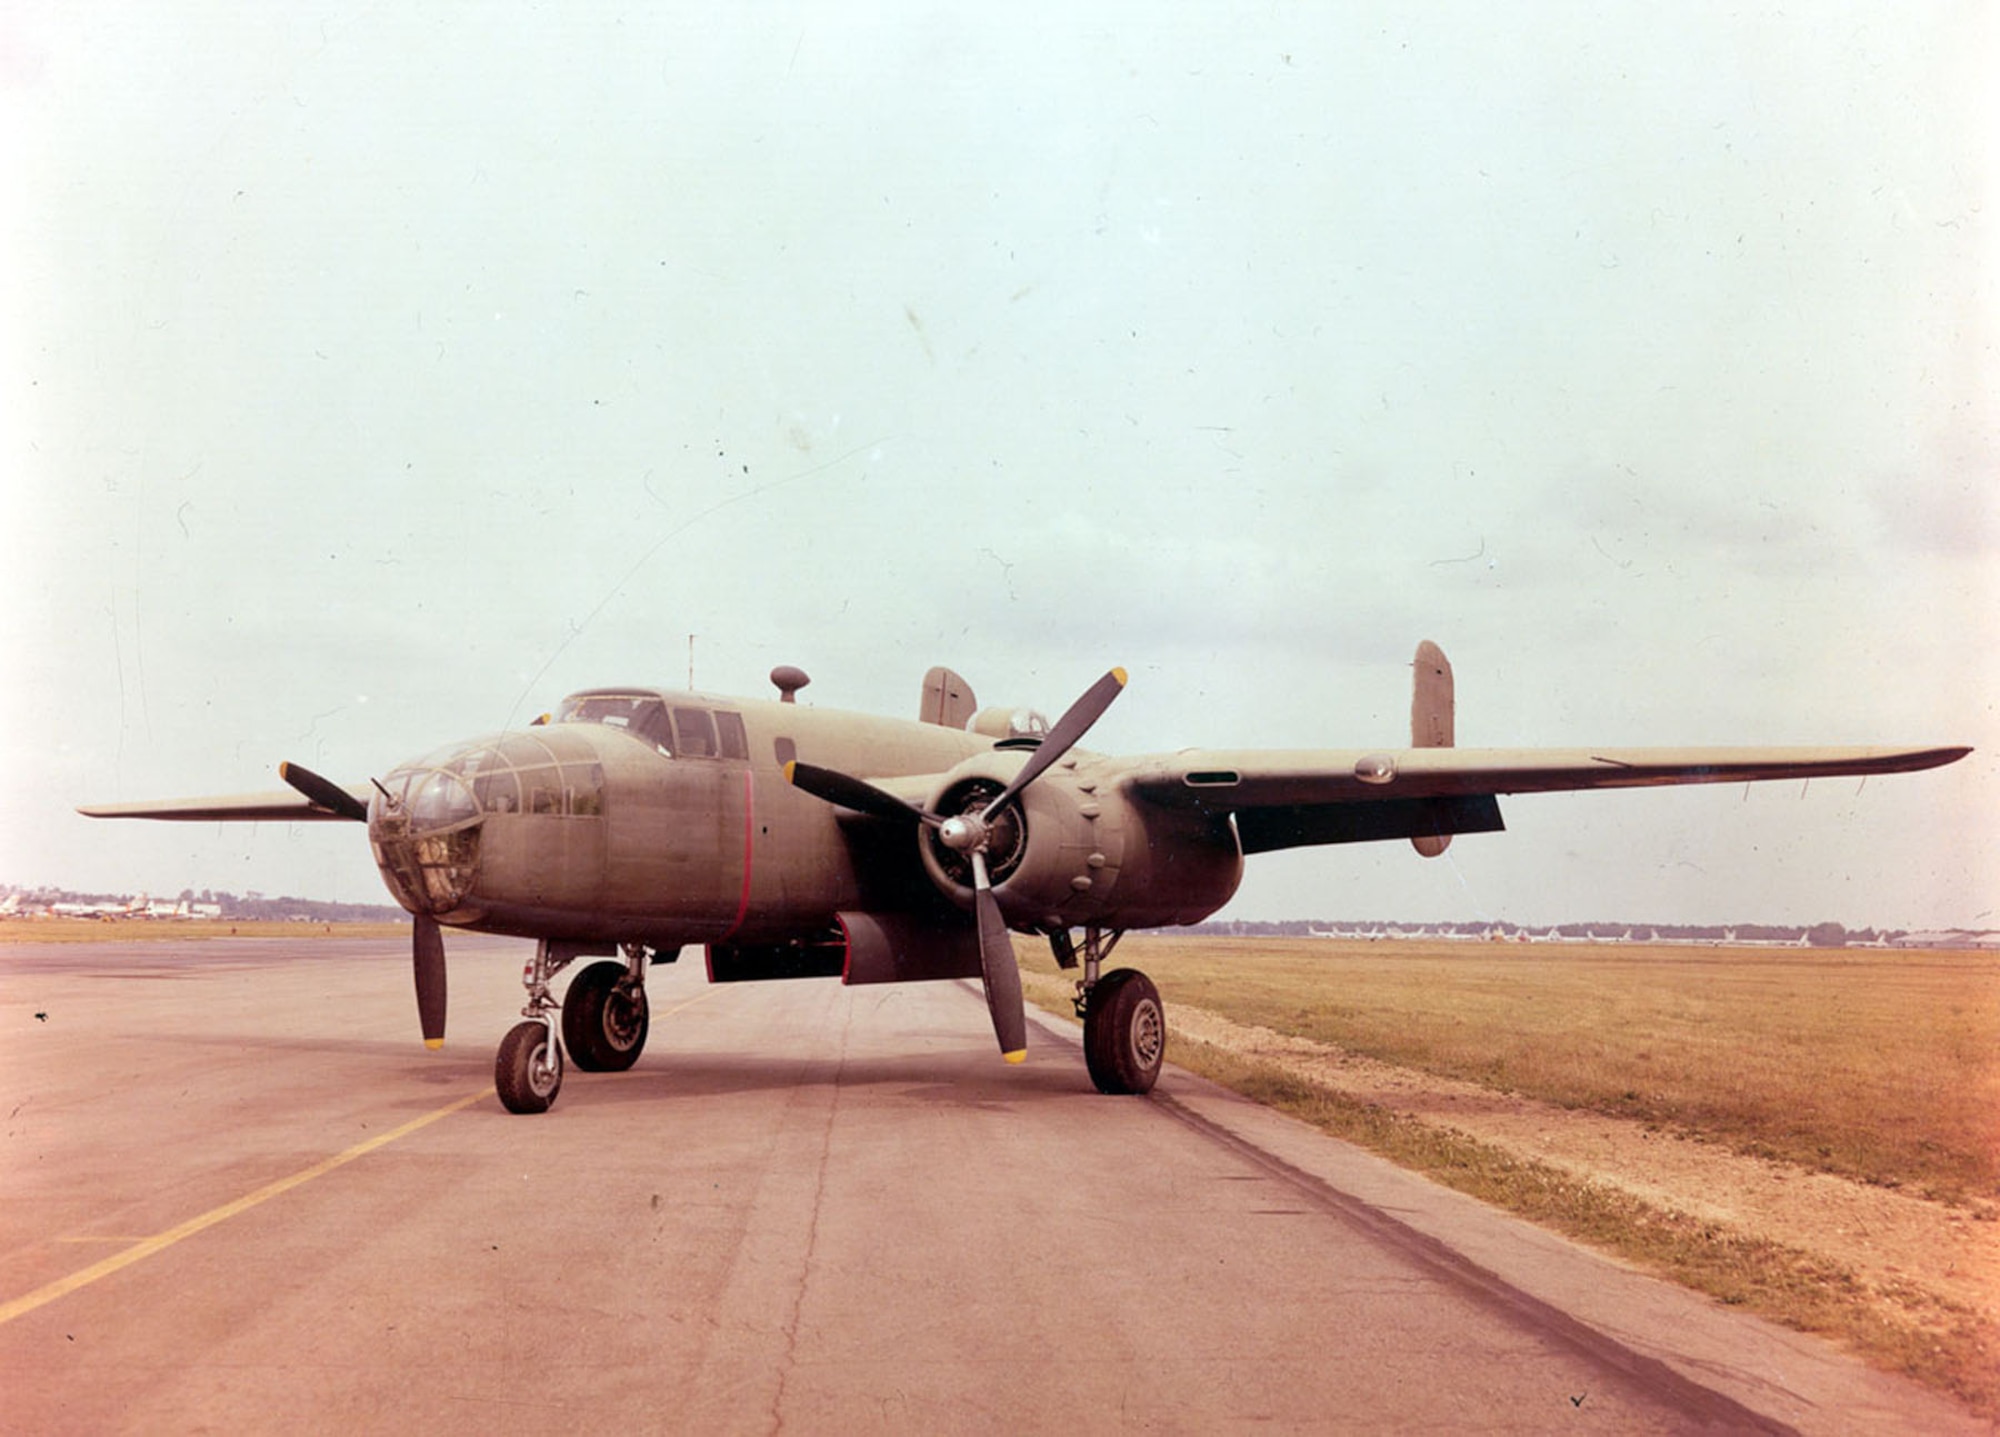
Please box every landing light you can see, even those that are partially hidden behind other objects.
[1354,754,1397,785]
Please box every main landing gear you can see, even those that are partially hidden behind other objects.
[496,941,659,1114]
[1053,927,1166,1096]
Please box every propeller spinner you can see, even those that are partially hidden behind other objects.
[787,667,1126,1063]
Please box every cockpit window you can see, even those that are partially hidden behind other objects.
[672,707,717,758]
[557,693,672,752]
[715,710,749,760]
[1009,708,1051,740]
[550,693,746,763]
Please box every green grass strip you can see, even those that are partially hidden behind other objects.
[1164,1032,1998,1419]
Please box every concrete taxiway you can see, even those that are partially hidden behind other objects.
[1,937,1981,1434]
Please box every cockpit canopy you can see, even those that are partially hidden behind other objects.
[553,690,749,760]
[555,692,673,751]
[969,705,1052,742]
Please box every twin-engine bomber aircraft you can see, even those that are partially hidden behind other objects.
[82,644,1968,1113]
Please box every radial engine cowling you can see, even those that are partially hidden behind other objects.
[917,752,1243,932]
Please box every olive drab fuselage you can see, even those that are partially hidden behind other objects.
[366,686,1246,950]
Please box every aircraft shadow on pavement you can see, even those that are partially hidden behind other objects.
[519,1043,1098,1112]
[142,1025,1105,1108]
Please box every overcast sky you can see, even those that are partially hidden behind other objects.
[4,3,1994,930]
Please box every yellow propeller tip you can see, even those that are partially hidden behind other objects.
[1003,1049,1027,1065]
[1111,666,1128,686]
[782,760,797,783]
[423,1038,444,1051]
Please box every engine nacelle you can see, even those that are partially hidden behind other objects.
[917,751,1244,931]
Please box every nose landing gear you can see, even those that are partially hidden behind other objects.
[496,941,661,1113]
[495,1018,564,1114]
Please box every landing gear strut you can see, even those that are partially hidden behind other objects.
[496,939,572,1114]
[1059,927,1165,1096]
[495,941,658,1114]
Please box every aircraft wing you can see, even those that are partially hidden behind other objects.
[803,770,940,822]
[1122,744,1971,855]
[78,790,368,823]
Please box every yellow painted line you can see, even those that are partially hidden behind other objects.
[0,1087,491,1328]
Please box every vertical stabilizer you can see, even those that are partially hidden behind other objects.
[920,666,978,728]
[1411,641,1454,857]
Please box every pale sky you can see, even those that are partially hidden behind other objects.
[4,3,1995,929]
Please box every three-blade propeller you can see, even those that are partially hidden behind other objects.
[278,761,369,822]
[280,760,445,1049]
[787,667,1127,1064]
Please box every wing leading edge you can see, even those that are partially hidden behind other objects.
[1123,744,1971,856]
[78,790,368,823]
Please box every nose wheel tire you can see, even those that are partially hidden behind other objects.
[562,960,651,1072]
[1083,967,1166,1095]
[496,1020,565,1114]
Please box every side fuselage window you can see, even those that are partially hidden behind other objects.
[515,763,603,817]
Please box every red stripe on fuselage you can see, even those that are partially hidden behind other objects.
[718,769,755,941]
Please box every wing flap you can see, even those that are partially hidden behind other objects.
[804,771,944,827]
[1235,794,1506,856]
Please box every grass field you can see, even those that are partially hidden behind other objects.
[1023,934,2000,1203]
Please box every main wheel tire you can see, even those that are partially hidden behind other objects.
[1083,967,1166,1095]
[496,1020,565,1114]
[562,961,650,1073]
